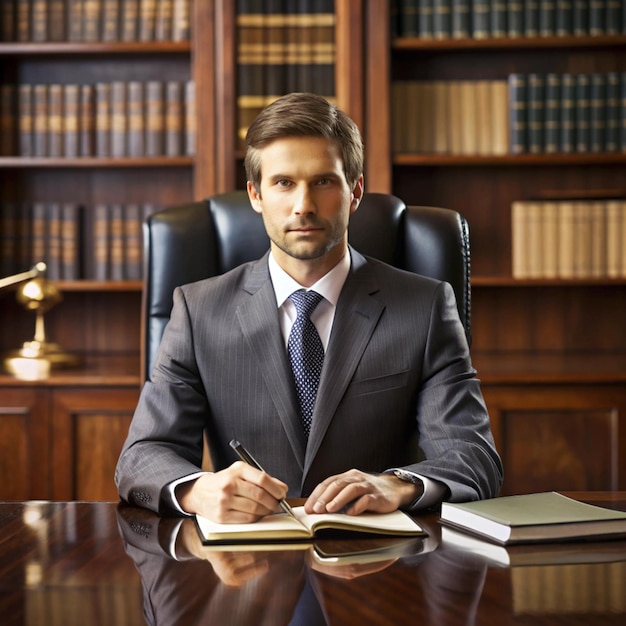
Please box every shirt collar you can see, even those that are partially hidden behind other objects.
[268,248,351,308]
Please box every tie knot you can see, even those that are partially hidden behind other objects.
[289,290,323,319]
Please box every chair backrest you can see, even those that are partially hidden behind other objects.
[142,191,471,380]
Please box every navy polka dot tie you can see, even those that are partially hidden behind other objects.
[288,290,325,437]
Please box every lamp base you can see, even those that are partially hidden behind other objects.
[3,341,82,381]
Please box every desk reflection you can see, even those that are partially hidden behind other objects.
[116,504,490,625]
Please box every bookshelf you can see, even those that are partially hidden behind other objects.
[366,0,626,495]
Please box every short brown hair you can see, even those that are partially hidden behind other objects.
[244,93,364,191]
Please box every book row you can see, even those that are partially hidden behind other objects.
[236,0,335,148]
[0,0,191,43]
[0,80,195,158]
[0,201,161,280]
[392,80,509,154]
[511,199,626,278]
[509,72,626,154]
[392,0,626,39]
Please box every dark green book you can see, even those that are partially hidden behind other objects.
[433,0,452,38]
[471,0,490,38]
[605,0,621,34]
[555,0,573,35]
[589,0,605,35]
[398,0,420,37]
[527,73,545,154]
[589,73,606,153]
[539,0,556,36]
[524,0,540,36]
[418,0,434,38]
[544,73,560,153]
[574,73,591,153]
[508,73,528,154]
[572,0,588,35]
[560,73,576,152]
[451,0,470,38]
[490,0,507,37]
[507,0,524,36]
[620,72,626,152]
[604,72,619,152]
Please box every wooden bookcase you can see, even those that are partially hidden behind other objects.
[365,0,626,495]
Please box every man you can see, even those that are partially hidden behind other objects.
[116,92,502,523]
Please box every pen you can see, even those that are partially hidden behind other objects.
[229,439,296,518]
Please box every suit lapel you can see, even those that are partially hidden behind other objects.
[236,254,307,469]
[304,249,385,474]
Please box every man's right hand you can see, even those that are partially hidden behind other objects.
[176,461,289,523]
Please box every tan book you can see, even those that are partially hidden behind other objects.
[440,492,626,545]
[573,202,592,278]
[93,203,110,280]
[79,84,95,157]
[121,0,140,41]
[110,81,128,157]
[67,0,83,42]
[390,82,407,153]
[155,0,174,40]
[0,84,16,156]
[165,80,182,156]
[82,0,101,42]
[196,506,425,545]
[404,81,421,153]
[95,82,111,157]
[605,200,622,278]
[491,80,509,155]
[33,84,48,157]
[139,0,158,41]
[145,80,164,156]
[18,83,33,156]
[109,203,125,280]
[123,203,142,280]
[621,201,626,278]
[127,81,144,157]
[418,81,435,153]
[447,80,463,154]
[475,80,492,155]
[526,201,543,278]
[63,84,80,158]
[557,201,576,278]
[172,0,190,41]
[48,0,66,41]
[589,201,607,278]
[31,0,47,42]
[16,0,30,42]
[46,202,62,280]
[47,84,63,157]
[102,0,121,42]
[432,81,450,154]
[511,201,528,278]
[184,79,195,156]
[542,201,559,278]
[459,81,478,155]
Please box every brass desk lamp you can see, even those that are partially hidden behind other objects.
[0,263,81,380]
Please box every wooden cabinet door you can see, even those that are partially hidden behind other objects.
[50,387,140,501]
[0,387,49,500]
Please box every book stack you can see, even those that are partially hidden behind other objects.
[236,0,336,149]
[0,201,160,280]
[509,72,626,155]
[391,79,509,155]
[0,0,192,42]
[511,199,626,278]
[391,0,626,39]
[3,80,195,158]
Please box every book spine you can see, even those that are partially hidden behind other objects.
[31,202,48,266]
[79,84,95,157]
[471,0,490,38]
[61,203,81,280]
[16,0,30,42]
[544,73,560,154]
[165,80,182,156]
[526,201,544,278]
[589,72,606,153]
[93,204,110,280]
[264,0,286,99]
[491,80,509,155]
[121,0,140,41]
[527,74,545,154]
[0,203,18,276]
[555,0,573,34]
[574,73,591,153]
[418,0,434,38]
[511,201,529,278]
[573,201,592,277]
[33,84,48,157]
[451,0,470,38]
[48,0,66,42]
[102,0,121,42]
[18,83,33,157]
[539,0,556,36]
[557,201,576,278]
[0,84,16,156]
[542,201,559,278]
[459,80,477,154]
[109,203,125,280]
[63,84,80,158]
[433,0,452,39]
[490,0,507,37]
[145,80,164,156]
[31,0,47,42]
[47,84,63,157]
[572,0,588,35]
[507,0,525,36]
[398,0,419,37]
[67,0,83,42]
[127,81,144,157]
[588,0,605,35]
[605,0,621,35]
[139,0,158,41]
[111,81,128,157]
[1,0,16,42]
[83,0,101,42]
[172,0,190,41]
[475,80,492,154]
[46,202,62,280]
[508,73,527,154]
[124,203,142,280]
[95,82,111,157]
[184,79,196,156]
[155,0,174,40]
[524,0,540,36]
[605,72,619,153]
[589,201,606,277]
[560,72,575,152]
[622,73,626,152]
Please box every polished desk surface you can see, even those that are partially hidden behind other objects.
[1,493,626,626]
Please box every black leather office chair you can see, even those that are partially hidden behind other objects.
[142,191,471,381]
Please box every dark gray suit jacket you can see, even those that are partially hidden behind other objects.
[116,247,502,512]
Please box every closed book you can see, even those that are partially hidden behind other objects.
[121,0,140,41]
[589,201,606,277]
[33,84,48,157]
[165,80,183,156]
[507,0,524,36]
[432,0,452,38]
[139,0,158,41]
[109,203,125,280]
[511,201,529,278]
[47,84,63,157]
[405,81,423,152]
[79,84,95,157]
[67,0,83,42]
[508,73,527,154]
[17,202,32,270]
[459,80,477,154]
[0,84,16,156]
[18,83,33,157]
[127,81,144,157]
[621,73,626,152]
[184,79,195,156]
[110,81,128,157]
[524,0,540,36]
[573,201,592,277]
[589,73,606,153]
[0,203,18,275]
[46,202,62,280]
[471,0,490,38]
[419,81,436,152]
[102,0,121,42]
[418,0,434,38]
[475,80,492,155]
[145,80,164,156]
[196,506,425,545]
[93,203,110,280]
[559,73,575,152]
[82,0,101,42]
[31,0,47,42]
[1,0,16,42]
[572,0,588,35]
[588,0,605,35]
[447,80,463,153]
[61,202,81,280]
[491,80,509,155]
[542,201,559,277]
[31,202,48,266]
[490,0,507,37]
[557,201,576,277]
[155,0,174,40]
[544,73,560,153]
[440,492,626,545]
[172,0,190,41]
[605,201,622,278]
[527,73,545,153]
[433,81,450,153]
[95,83,111,157]
[605,0,621,34]
[48,0,66,41]
[555,0,573,34]
[16,0,29,42]
[526,201,544,277]
[451,0,470,38]
[63,84,80,158]
[574,73,591,153]
[604,72,619,152]
[123,203,142,280]
[539,0,556,35]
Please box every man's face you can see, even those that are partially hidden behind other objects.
[247,136,362,268]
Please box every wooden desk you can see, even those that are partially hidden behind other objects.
[1,493,625,625]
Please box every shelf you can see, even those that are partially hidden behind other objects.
[56,281,143,292]
[393,35,626,51]
[0,157,194,168]
[394,153,626,166]
[472,277,626,287]
[0,41,191,55]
